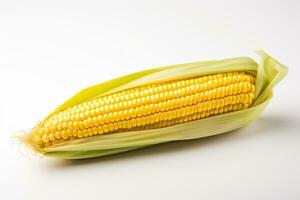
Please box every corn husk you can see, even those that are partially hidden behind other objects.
[23,51,287,159]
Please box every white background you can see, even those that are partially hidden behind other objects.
[0,0,299,199]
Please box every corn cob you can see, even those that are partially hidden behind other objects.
[31,72,256,148]
[21,51,287,159]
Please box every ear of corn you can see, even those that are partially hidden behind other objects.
[21,51,287,159]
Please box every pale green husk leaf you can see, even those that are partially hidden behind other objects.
[32,51,287,159]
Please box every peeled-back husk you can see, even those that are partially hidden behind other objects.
[25,51,288,159]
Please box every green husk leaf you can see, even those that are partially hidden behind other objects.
[29,51,287,159]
